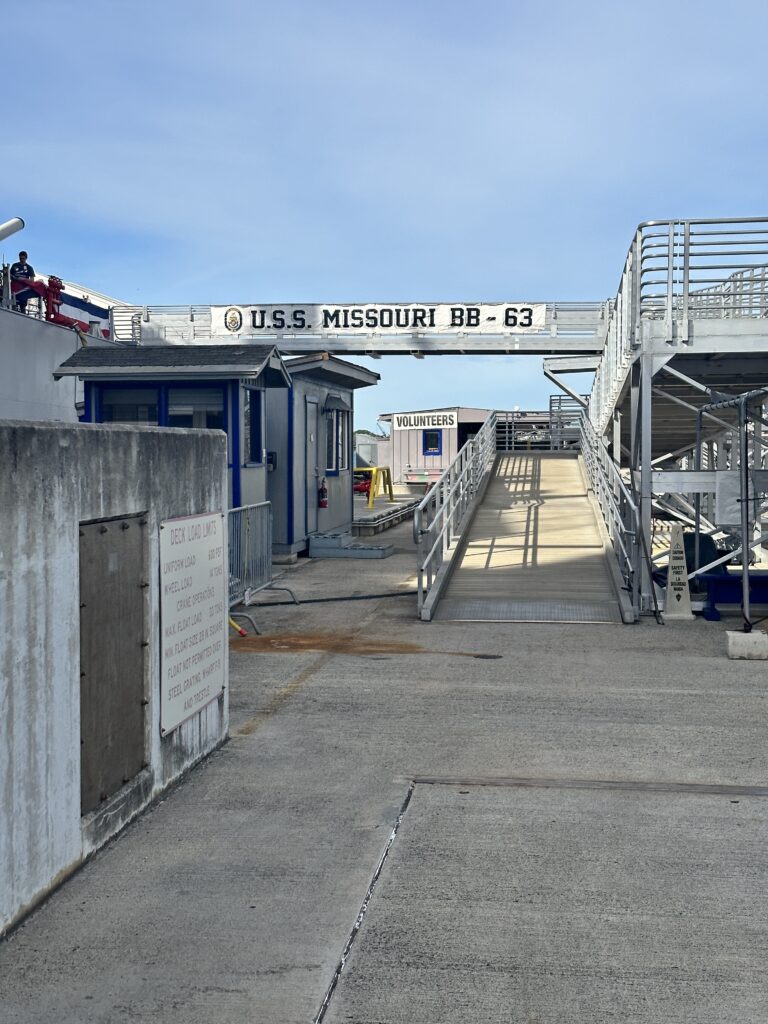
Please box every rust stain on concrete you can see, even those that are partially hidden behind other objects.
[231,633,425,656]
[230,633,501,659]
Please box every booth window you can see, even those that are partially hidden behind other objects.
[325,402,351,474]
[423,429,442,456]
[242,388,263,463]
[101,388,158,425]
[168,387,224,429]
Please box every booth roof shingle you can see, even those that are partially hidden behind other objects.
[57,345,279,370]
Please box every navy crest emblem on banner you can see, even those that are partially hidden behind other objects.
[224,307,242,332]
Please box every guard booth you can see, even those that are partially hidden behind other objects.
[380,405,561,490]
[54,344,291,507]
[378,407,491,489]
[266,354,379,555]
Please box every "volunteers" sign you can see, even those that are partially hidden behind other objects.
[393,411,458,430]
[211,302,546,336]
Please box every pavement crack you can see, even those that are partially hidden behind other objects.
[312,783,415,1024]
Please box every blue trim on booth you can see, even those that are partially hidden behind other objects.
[82,382,93,423]
[422,427,443,456]
[241,386,264,465]
[230,381,241,508]
[287,387,295,546]
[157,385,169,425]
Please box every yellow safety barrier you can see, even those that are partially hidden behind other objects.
[354,466,396,509]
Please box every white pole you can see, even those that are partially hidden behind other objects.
[0,217,25,243]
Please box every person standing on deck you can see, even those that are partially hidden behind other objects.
[10,251,35,313]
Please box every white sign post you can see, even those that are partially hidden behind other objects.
[160,512,227,734]
[664,523,694,621]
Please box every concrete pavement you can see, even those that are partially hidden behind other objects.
[1,521,767,1022]
[327,784,768,1023]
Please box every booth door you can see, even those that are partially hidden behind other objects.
[305,397,319,536]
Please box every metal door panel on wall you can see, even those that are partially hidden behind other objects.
[305,398,319,536]
[79,515,147,815]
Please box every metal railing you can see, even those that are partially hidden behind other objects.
[640,219,768,321]
[110,305,215,345]
[413,411,497,617]
[413,408,641,619]
[109,301,608,353]
[549,395,584,449]
[228,502,273,607]
[590,217,768,434]
[494,402,583,452]
[579,413,639,602]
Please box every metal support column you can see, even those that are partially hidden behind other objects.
[612,411,622,500]
[739,400,752,629]
[630,354,654,613]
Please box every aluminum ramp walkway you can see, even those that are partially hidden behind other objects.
[434,452,623,623]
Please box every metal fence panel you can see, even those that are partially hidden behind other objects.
[228,502,272,607]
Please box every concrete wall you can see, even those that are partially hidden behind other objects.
[0,307,80,422]
[0,420,229,937]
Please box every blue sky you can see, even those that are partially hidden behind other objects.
[6,0,768,429]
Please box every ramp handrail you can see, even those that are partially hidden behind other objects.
[579,413,638,597]
[413,411,497,615]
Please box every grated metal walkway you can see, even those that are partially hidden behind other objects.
[435,452,622,623]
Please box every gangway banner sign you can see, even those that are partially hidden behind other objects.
[159,512,227,734]
[211,302,546,336]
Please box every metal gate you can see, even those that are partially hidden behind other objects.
[228,502,272,607]
[79,514,147,815]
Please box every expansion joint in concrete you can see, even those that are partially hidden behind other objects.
[412,775,768,797]
[312,782,415,1024]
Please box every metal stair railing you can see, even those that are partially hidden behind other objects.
[590,217,768,435]
[579,413,639,603]
[413,411,497,617]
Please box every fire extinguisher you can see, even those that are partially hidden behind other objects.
[318,476,328,509]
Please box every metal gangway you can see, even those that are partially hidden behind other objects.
[413,411,637,623]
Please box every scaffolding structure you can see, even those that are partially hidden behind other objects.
[585,218,768,620]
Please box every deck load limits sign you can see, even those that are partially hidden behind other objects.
[212,303,547,336]
[159,512,226,734]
